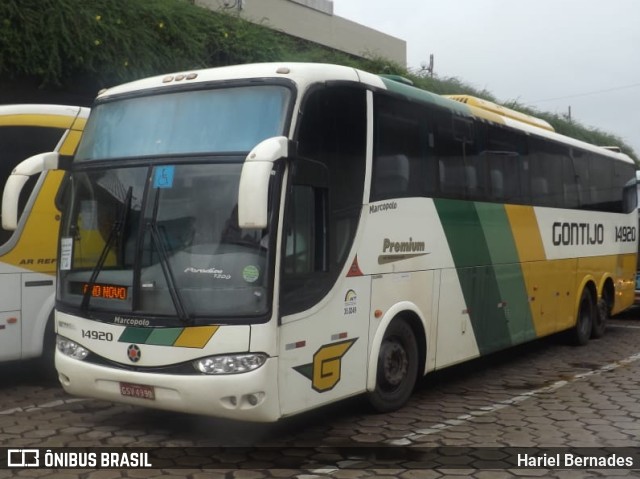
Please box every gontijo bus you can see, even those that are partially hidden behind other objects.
[0,104,87,368]
[22,63,636,421]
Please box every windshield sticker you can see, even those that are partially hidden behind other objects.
[153,165,175,189]
[344,289,357,316]
[242,265,260,283]
[60,237,73,271]
[184,266,231,279]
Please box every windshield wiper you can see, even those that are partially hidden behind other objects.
[146,189,190,322]
[81,187,132,311]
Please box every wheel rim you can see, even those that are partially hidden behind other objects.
[380,338,409,389]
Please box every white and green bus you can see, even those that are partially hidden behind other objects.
[13,64,635,421]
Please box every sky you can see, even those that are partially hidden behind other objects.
[333,0,640,157]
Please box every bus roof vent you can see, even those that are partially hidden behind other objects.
[444,95,555,133]
[600,146,622,153]
[379,74,414,86]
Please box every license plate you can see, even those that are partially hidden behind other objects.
[120,382,155,400]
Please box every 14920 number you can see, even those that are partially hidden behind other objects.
[82,330,114,341]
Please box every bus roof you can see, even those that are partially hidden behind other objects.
[0,104,89,118]
[444,95,555,132]
[95,63,635,165]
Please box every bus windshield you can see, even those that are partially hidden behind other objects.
[57,163,274,322]
[75,85,291,160]
[57,84,291,323]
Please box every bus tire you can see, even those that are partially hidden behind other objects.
[368,318,419,413]
[572,288,594,346]
[592,289,611,339]
[38,315,57,381]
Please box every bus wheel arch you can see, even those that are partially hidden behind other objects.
[34,311,57,382]
[592,277,614,339]
[367,309,425,413]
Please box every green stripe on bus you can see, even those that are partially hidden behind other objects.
[475,203,536,343]
[435,199,492,267]
[146,328,184,346]
[434,199,531,353]
[118,326,220,347]
[379,77,471,115]
[475,203,519,264]
[119,327,184,346]
[118,327,153,344]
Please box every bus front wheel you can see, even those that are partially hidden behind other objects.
[36,314,57,382]
[572,288,595,346]
[368,318,419,413]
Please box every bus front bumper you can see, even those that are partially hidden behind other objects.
[55,351,281,422]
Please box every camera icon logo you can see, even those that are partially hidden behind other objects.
[7,449,40,467]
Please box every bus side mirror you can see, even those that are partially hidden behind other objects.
[2,151,59,231]
[238,137,288,229]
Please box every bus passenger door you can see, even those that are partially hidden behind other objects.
[278,274,371,418]
[277,159,370,417]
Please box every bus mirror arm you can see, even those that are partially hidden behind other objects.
[238,137,289,229]
[1,151,59,231]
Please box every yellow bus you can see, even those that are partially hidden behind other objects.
[0,104,88,368]
[17,64,634,420]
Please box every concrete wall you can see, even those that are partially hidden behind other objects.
[195,0,406,66]
[287,0,333,15]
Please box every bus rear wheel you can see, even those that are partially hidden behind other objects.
[572,288,595,346]
[592,289,611,339]
[368,318,419,413]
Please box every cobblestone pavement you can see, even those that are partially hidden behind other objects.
[2,314,640,478]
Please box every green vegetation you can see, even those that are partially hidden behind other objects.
[0,0,635,160]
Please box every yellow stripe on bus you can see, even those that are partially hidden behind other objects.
[71,116,88,131]
[173,326,220,348]
[0,171,65,273]
[504,205,549,336]
[0,114,74,128]
[59,130,84,156]
[504,205,545,262]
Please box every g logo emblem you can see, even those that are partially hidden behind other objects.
[293,339,357,392]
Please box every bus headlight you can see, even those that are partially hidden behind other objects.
[193,353,267,375]
[56,336,89,360]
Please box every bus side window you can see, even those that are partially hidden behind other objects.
[562,155,580,209]
[572,149,592,209]
[280,161,330,316]
[465,164,478,197]
[531,176,549,198]
[0,125,65,244]
[373,154,409,199]
[372,94,426,201]
[284,184,327,275]
[283,85,366,316]
[589,153,617,212]
[439,156,466,198]
[618,161,637,214]
[490,168,504,201]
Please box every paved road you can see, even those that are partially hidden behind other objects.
[2,312,640,478]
